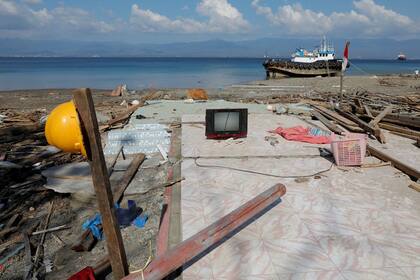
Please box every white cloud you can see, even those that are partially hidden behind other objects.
[252,0,418,38]
[130,0,249,33]
[197,0,249,32]
[0,0,19,15]
[0,1,115,35]
[130,4,205,33]
[51,6,115,33]
[22,0,43,5]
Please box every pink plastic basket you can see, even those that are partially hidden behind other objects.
[331,133,367,166]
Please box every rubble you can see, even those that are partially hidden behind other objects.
[0,78,419,279]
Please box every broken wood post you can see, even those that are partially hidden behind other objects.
[363,105,373,118]
[311,110,345,135]
[122,183,287,280]
[73,88,129,279]
[409,181,420,192]
[72,153,145,252]
[339,72,344,104]
[369,105,393,126]
[108,145,123,176]
[336,108,386,143]
[367,145,420,180]
[113,153,146,204]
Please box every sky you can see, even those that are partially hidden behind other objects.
[0,0,419,44]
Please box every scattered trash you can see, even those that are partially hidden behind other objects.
[275,105,287,114]
[264,136,279,146]
[39,115,48,125]
[132,213,148,228]
[82,200,146,239]
[44,258,53,273]
[187,88,208,100]
[131,100,140,106]
[331,133,367,166]
[115,200,140,227]
[157,144,168,161]
[82,214,103,240]
[0,244,25,265]
[135,114,147,119]
[68,266,95,280]
[111,84,127,97]
[270,126,331,144]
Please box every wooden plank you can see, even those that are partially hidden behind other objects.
[22,233,32,280]
[409,181,420,192]
[363,105,373,118]
[369,110,420,129]
[311,110,345,134]
[72,153,145,253]
[354,98,363,109]
[113,153,146,204]
[73,88,128,279]
[123,184,287,280]
[379,122,420,138]
[336,108,386,143]
[369,105,393,126]
[389,131,420,141]
[367,145,420,180]
[313,105,358,126]
[312,105,364,133]
[108,146,123,176]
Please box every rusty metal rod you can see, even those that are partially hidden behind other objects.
[123,183,286,280]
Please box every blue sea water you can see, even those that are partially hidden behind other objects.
[0,57,419,90]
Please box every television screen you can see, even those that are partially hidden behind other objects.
[214,112,240,132]
[205,108,247,139]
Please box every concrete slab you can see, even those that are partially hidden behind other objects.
[129,100,273,125]
[180,113,420,279]
[182,113,328,158]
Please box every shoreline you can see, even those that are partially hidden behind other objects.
[0,73,417,93]
[0,74,418,118]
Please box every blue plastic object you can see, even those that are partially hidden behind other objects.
[82,214,103,240]
[132,214,148,228]
[115,200,139,226]
[82,200,148,239]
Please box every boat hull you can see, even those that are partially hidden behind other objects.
[263,59,344,78]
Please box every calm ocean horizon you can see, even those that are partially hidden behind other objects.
[1,57,420,91]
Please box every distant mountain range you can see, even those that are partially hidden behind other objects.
[1,38,419,59]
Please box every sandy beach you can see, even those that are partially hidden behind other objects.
[1,75,419,113]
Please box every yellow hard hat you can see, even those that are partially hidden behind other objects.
[45,100,87,156]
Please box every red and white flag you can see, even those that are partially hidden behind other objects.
[342,41,350,72]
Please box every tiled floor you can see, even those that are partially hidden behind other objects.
[180,114,420,280]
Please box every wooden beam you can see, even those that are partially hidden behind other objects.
[367,145,420,180]
[312,105,364,133]
[72,153,145,252]
[113,153,146,204]
[368,110,420,129]
[311,110,345,135]
[369,105,393,126]
[409,181,420,192]
[336,108,386,144]
[378,122,420,138]
[313,105,358,127]
[363,105,373,118]
[73,88,129,279]
[122,184,287,280]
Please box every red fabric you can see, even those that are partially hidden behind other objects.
[68,267,96,280]
[270,126,331,144]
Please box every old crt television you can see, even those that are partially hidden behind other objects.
[205,108,248,139]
